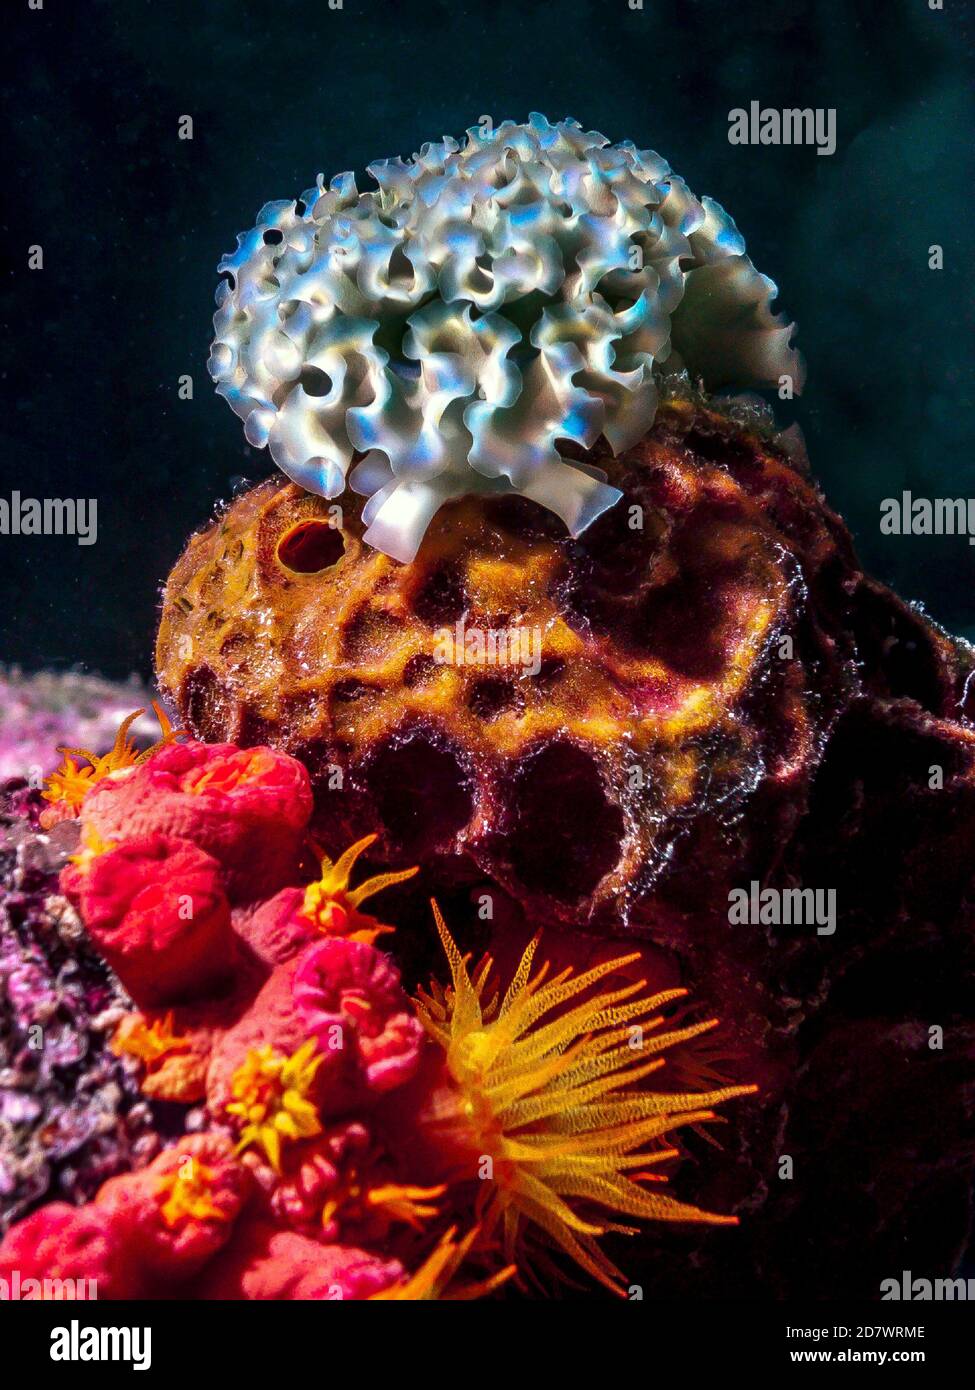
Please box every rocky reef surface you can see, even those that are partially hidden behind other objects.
[0,667,154,782]
[0,787,161,1232]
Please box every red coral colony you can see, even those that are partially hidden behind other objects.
[3,723,767,1299]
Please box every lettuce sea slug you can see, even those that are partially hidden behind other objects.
[209,113,802,561]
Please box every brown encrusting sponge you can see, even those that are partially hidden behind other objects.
[158,392,921,932]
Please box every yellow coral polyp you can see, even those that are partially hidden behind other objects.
[157,1160,228,1229]
[111,1011,190,1066]
[321,1177,446,1235]
[43,701,183,814]
[182,746,276,795]
[362,1181,444,1229]
[415,903,757,1295]
[299,832,418,946]
[370,1226,516,1301]
[67,823,117,871]
[226,1039,324,1173]
[43,754,100,815]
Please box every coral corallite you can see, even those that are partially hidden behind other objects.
[61,833,234,1008]
[291,937,424,1095]
[94,1134,249,1283]
[208,936,425,1131]
[40,702,183,827]
[407,905,756,1293]
[298,832,419,944]
[234,831,419,967]
[111,1001,230,1105]
[226,1040,325,1173]
[78,741,313,903]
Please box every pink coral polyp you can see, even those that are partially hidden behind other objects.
[269,1120,372,1236]
[293,938,423,1096]
[95,1134,250,1282]
[0,1202,138,1299]
[80,741,313,903]
[198,1222,403,1300]
[234,886,317,969]
[207,938,422,1126]
[62,833,233,1008]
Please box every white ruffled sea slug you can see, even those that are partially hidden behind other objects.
[209,114,803,563]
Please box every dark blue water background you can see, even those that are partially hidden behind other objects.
[2,0,973,677]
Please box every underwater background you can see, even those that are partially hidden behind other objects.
[2,0,973,677]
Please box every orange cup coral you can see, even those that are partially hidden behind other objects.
[95,1133,250,1283]
[78,741,313,902]
[61,833,234,1008]
[399,904,757,1293]
[207,937,424,1132]
[226,1039,326,1173]
[234,831,418,967]
[40,702,183,828]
